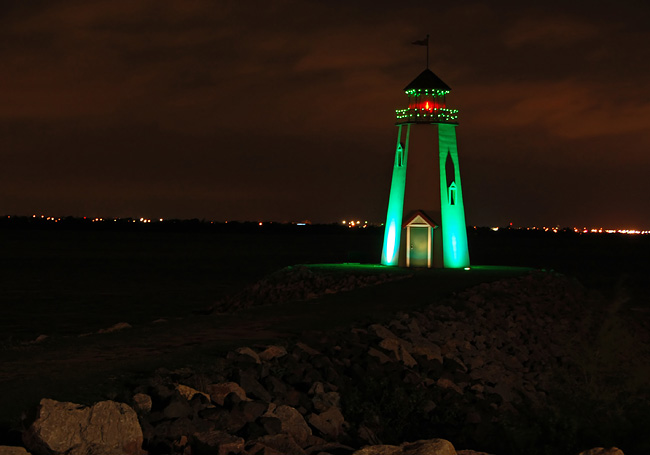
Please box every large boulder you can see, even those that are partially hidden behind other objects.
[23,399,143,455]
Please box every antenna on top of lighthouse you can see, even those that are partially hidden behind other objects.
[411,34,429,69]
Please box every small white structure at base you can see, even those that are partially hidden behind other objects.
[403,210,438,268]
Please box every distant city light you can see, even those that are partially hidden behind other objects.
[345,220,368,228]
[3,214,649,235]
[487,226,649,235]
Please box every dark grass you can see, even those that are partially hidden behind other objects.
[2,225,649,340]
[0,226,381,339]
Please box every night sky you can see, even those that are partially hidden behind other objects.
[2,1,649,228]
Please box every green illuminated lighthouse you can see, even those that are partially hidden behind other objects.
[381,67,470,268]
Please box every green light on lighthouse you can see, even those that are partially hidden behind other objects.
[439,123,470,268]
[380,66,470,269]
[381,126,410,266]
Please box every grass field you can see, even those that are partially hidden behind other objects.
[2,225,648,340]
[0,225,382,339]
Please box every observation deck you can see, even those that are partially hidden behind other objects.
[395,69,459,125]
[395,107,458,124]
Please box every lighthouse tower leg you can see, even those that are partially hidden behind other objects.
[438,124,470,268]
[381,124,411,266]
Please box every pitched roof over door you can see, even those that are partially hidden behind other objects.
[403,210,438,228]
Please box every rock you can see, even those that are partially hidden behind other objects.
[176,384,210,402]
[23,398,143,455]
[265,375,290,397]
[167,416,211,441]
[464,355,485,371]
[486,382,518,404]
[369,324,398,340]
[131,393,152,414]
[0,447,31,455]
[236,346,262,364]
[578,448,624,455]
[238,371,273,402]
[247,434,306,455]
[225,406,252,433]
[265,405,312,446]
[410,341,443,363]
[260,416,283,435]
[192,430,245,455]
[207,382,250,406]
[368,347,392,364]
[352,439,456,455]
[400,439,457,454]
[29,335,49,345]
[224,391,244,408]
[436,378,464,395]
[259,345,288,361]
[304,442,356,455]
[308,407,345,439]
[378,338,417,368]
[163,396,192,419]
[308,382,326,395]
[407,319,422,336]
[172,435,189,452]
[312,392,340,412]
[296,342,321,356]
[357,426,382,446]
[352,445,401,455]
[240,401,268,422]
[198,406,230,427]
[97,322,132,334]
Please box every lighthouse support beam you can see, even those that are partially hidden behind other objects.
[381,124,411,266]
[438,124,470,268]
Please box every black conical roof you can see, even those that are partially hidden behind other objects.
[404,68,451,91]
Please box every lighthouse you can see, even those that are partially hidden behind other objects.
[380,66,470,268]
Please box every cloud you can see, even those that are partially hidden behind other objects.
[503,16,598,48]
[461,79,650,141]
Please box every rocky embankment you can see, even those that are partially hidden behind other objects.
[3,271,641,455]
[212,265,410,313]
